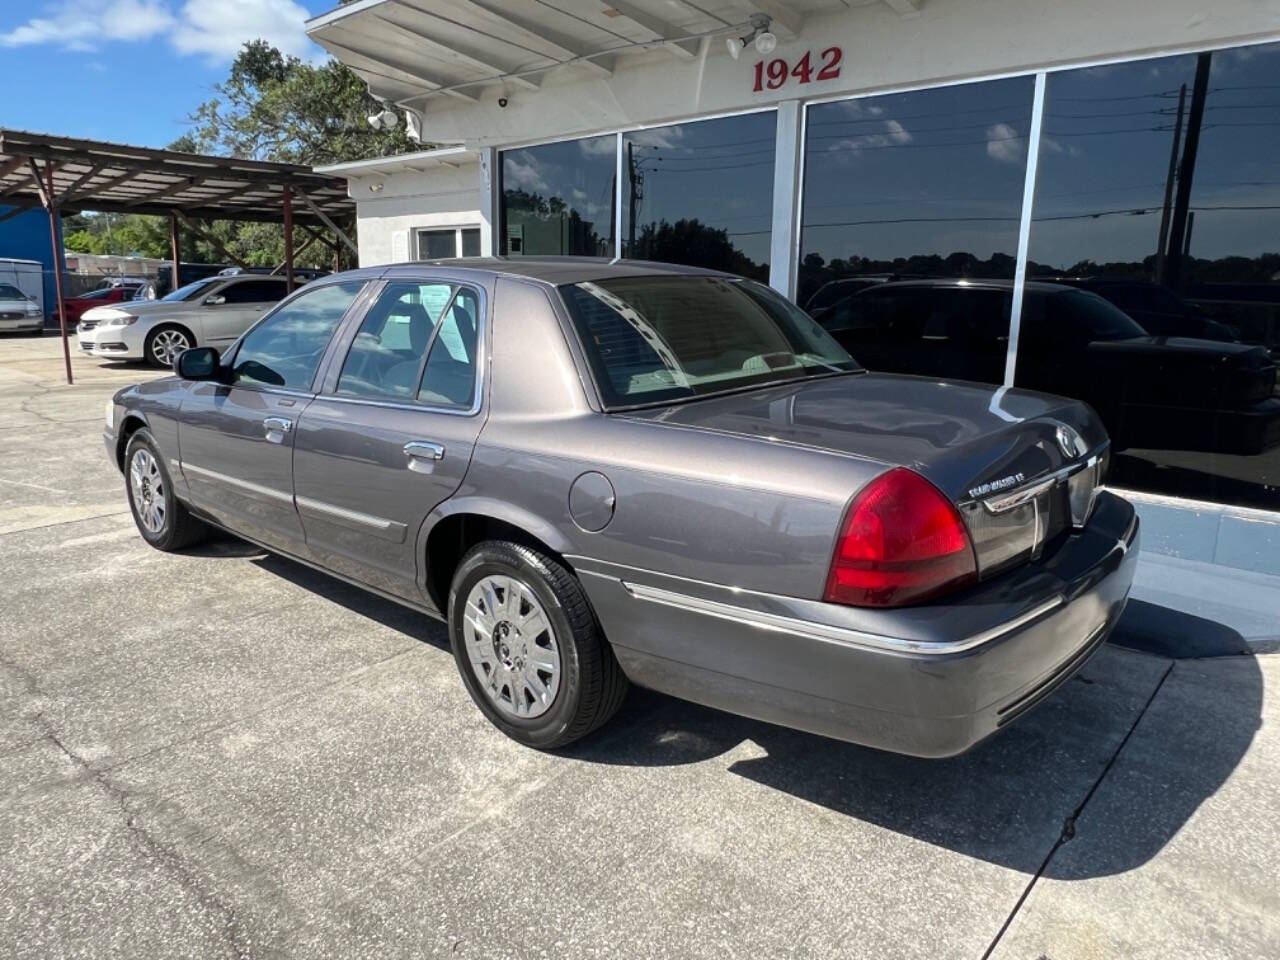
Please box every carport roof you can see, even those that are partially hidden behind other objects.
[0,129,353,224]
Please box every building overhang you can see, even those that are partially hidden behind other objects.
[314,146,477,178]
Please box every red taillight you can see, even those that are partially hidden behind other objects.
[824,468,977,608]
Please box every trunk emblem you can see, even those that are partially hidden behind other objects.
[1056,423,1088,458]
[969,473,1025,499]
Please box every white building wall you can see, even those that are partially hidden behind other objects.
[348,161,483,267]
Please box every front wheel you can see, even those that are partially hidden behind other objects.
[145,325,192,368]
[124,429,209,550]
[449,540,628,749]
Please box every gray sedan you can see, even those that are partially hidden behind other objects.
[104,259,1138,756]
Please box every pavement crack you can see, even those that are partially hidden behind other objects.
[978,659,1177,960]
[2,650,255,959]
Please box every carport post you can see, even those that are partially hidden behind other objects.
[169,212,181,298]
[282,185,295,293]
[44,162,72,385]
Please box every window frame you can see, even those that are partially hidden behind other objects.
[316,275,488,418]
[414,224,484,260]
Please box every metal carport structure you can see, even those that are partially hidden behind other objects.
[0,130,358,384]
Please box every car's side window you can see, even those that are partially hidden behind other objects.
[334,282,457,400]
[417,287,480,409]
[222,279,287,304]
[232,281,364,390]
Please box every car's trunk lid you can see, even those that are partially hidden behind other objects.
[623,372,1102,499]
[623,371,1107,579]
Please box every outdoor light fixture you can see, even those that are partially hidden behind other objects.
[366,106,400,130]
[726,14,775,60]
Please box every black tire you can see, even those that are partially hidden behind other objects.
[123,428,210,551]
[143,324,193,369]
[26,327,44,337]
[449,540,628,749]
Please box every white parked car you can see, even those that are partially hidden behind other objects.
[78,274,296,367]
[0,282,46,334]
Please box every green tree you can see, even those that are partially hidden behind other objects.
[178,40,414,165]
[168,40,417,271]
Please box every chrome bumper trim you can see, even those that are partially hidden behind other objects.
[619,580,1065,657]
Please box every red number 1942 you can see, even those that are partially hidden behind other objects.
[753,47,842,91]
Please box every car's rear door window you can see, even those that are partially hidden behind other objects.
[335,282,456,400]
[417,287,480,409]
[232,281,364,390]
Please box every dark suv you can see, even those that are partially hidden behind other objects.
[816,278,1280,456]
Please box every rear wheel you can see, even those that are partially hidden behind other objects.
[449,540,628,749]
[145,325,192,368]
[124,429,209,550]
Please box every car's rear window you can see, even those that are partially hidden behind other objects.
[558,275,859,408]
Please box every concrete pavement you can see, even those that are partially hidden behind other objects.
[1,332,1276,959]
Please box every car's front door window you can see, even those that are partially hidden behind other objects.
[231,281,364,390]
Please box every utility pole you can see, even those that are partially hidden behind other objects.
[626,141,643,256]
[1154,83,1187,283]
[1164,52,1212,290]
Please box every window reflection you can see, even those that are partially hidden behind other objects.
[800,77,1034,385]
[621,112,775,281]
[233,281,364,391]
[1022,43,1280,509]
[500,136,615,257]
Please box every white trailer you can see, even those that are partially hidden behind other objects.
[0,258,44,314]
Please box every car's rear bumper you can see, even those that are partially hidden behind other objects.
[574,490,1139,758]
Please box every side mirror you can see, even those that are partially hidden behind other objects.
[204,294,227,306]
[174,346,221,380]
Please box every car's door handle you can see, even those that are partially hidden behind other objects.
[404,441,445,473]
[404,441,444,461]
[263,417,292,443]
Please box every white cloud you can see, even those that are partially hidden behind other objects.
[985,122,1026,164]
[578,136,618,157]
[1,0,315,62]
[829,118,913,154]
[2,0,174,49]
[504,154,549,192]
[628,126,686,150]
[171,0,314,62]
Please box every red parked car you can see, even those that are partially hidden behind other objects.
[55,283,145,325]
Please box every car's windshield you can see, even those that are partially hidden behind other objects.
[162,277,222,302]
[80,288,114,300]
[0,283,29,300]
[559,275,860,408]
[1061,289,1147,340]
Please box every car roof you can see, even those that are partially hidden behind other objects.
[377,256,736,286]
[855,277,1081,295]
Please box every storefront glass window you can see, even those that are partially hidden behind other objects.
[1021,42,1280,509]
[621,111,775,281]
[800,77,1035,386]
[500,135,616,257]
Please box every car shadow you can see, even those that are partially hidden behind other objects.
[190,533,1263,881]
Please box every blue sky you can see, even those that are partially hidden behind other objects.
[0,0,336,148]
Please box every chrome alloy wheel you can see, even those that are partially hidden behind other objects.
[463,575,561,719]
[150,329,190,366]
[129,448,166,534]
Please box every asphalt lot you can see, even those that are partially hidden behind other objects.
[2,332,1277,960]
